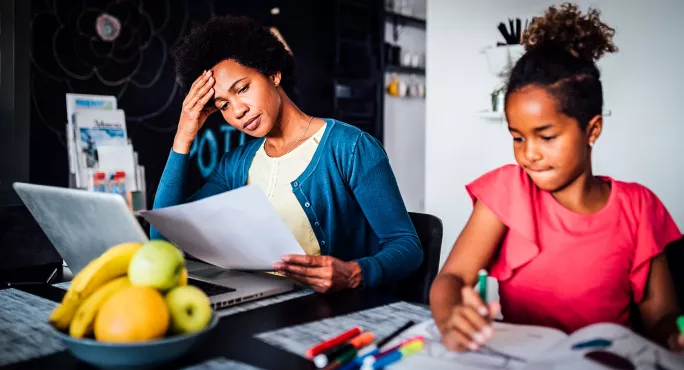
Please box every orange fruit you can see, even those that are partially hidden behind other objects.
[94,286,169,343]
[178,268,188,286]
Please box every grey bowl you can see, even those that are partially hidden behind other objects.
[52,314,219,369]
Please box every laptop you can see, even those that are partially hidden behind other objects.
[12,182,297,310]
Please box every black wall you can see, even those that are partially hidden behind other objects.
[27,0,335,204]
[0,0,31,206]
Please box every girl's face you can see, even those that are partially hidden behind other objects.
[210,59,282,137]
[505,85,601,192]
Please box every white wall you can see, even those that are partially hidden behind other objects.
[426,0,684,265]
[384,5,427,212]
[385,94,426,212]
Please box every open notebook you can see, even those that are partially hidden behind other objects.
[385,320,684,370]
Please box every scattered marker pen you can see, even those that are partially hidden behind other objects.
[361,340,424,370]
[478,269,488,305]
[322,347,358,370]
[314,332,374,368]
[376,321,415,348]
[351,320,416,366]
[362,336,424,366]
[306,327,362,359]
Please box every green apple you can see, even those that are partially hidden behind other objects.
[128,240,185,290]
[165,285,213,334]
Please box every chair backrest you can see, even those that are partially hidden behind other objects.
[665,235,684,309]
[394,212,443,304]
[630,234,683,336]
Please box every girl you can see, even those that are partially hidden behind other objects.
[430,3,683,352]
[152,15,422,293]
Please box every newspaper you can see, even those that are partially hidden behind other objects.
[74,109,127,162]
[65,94,118,188]
[65,93,117,124]
[64,93,146,210]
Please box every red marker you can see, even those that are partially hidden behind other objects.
[306,327,362,359]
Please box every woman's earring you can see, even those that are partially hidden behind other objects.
[589,142,594,148]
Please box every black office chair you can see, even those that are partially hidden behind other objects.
[630,235,683,336]
[665,235,684,309]
[392,212,443,305]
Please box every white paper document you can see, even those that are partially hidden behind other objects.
[139,185,304,270]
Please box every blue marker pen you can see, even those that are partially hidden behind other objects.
[361,340,424,370]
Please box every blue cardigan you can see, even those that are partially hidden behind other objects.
[150,119,423,289]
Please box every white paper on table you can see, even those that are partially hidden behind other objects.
[97,144,138,191]
[139,185,304,270]
[385,320,566,370]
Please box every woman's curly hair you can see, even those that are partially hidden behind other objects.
[506,3,618,128]
[172,15,297,98]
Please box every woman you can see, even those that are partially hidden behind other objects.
[151,15,423,293]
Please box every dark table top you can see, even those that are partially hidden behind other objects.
[1,284,402,370]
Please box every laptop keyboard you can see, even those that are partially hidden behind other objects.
[188,278,236,296]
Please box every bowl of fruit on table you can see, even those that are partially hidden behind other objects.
[49,240,218,369]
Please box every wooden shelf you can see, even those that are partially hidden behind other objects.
[385,65,425,75]
[385,11,426,29]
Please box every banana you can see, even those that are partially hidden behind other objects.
[49,259,101,329]
[69,276,131,338]
[178,268,188,286]
[49,242,143,330]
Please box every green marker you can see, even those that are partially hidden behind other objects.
[677,315,684,335]
[478,269,488,304]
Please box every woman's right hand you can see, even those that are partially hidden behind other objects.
[173,70,217,154]
[438,286,501,352]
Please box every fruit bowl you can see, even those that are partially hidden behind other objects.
[51,314,219,369]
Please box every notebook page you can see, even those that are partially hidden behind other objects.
[385,319,567,370]
[524,323,684,369]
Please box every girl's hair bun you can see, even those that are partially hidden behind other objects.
[523,2,618,61]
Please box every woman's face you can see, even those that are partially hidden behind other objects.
[505,85,600,192]
[210,59,282,137]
